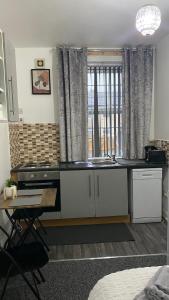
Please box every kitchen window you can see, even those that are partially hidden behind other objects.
[88,65,122,158]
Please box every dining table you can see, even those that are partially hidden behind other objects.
[0,188,57,248]
[0,188,57,210]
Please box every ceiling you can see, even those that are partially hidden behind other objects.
[1,0,169,48]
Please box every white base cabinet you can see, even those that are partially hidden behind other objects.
[60,169,128,219]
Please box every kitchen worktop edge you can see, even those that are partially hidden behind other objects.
[11,160,167,172]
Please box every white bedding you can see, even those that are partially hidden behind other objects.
[88,266,161,300]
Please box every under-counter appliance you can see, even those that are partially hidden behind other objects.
[15,162,60,215]
[131,168,162,223]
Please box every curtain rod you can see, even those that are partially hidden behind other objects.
[57,46,122,50]
[88,47,155,51]
[56,46,155,51]
[88,48,122,51]
[56,45,122,50]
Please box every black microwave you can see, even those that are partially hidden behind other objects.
[145,146,166,163]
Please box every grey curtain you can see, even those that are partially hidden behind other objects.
[57,48,88,161]
[122,47,153,159]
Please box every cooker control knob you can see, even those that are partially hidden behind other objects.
[44,174,48,178]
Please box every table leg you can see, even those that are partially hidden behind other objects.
[17,214,49,252]
[5,209,23,244]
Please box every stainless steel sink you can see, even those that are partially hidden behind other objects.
[73,161,92,165]
[117,159,145,166]
[91,160,116,165]
[73,159,116,165]
[89,158,116,164]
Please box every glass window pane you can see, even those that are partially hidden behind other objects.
[88,65,122,158]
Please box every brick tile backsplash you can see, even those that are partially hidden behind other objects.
[9,123,60,167]
[9,123,169,168]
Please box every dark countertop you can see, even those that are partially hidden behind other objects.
[11,159,167,172]
[58,159,167,171]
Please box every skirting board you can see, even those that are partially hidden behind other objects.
[132,217,161,223]
[40,215,130,227]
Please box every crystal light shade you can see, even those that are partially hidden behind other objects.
[136,5,161,36]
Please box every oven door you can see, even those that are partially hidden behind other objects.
[17,180,60,212]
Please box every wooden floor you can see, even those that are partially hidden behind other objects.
[48,221,167,260]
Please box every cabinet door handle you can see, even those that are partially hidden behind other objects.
[88,175,91,197]
[97,175,100,197]
[8,77,14,115]
[8,80,12,113]
[10,76,14,115]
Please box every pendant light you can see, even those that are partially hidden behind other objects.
[136,5,161,36]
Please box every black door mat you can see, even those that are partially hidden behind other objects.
[39,223,134,245]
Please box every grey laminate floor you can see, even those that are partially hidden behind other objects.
[48,221,167,260]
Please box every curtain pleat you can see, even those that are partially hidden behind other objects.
[122,48,153,159]
[57,47,88,161]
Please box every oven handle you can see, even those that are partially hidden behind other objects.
[22,182,55,187]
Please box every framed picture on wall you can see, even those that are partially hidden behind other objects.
[31,69,51,94]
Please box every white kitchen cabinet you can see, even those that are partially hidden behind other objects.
[60,170,95,218]
[0,31,7,120]
[0,30,18,122]
[95,169,128,217]
[60,168,128,219]
[4,38,19,122]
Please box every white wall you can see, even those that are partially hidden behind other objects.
[0,122,11,244]
[155,34,169,225]
[0,123,10,188]
[15,48,56,123]
[155,34,169,140]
